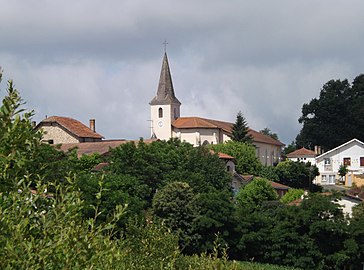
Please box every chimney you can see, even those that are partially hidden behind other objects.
[89,119,96,132]
[314,145,321,155]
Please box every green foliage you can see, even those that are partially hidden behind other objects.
[338,164,349,178]
[0,177,128,269]
[122,220,181,269]
[0,77,42,191]
[280,188,304,204]
[77,173,148,226]
[233,193,356,269]
[108,139,232,201]
[296,74,364,150]
[283,141,297,157]
[152,182,197,238]
[275,160,319,190]
[258,166,279,181]
[259,127,279,140]
[236,178,278,210]
[231,111,253,143]
[191,190,235,254]
[210,140,262,174]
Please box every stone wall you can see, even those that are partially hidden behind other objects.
[40,125,79,144]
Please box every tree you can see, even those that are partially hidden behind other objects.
[236,177,278,210]
[209,141,262,174]
[283,141,297,157]
[259,127,278,140]
[108,139,232,204]
[152,181,198,249]
[0,73,42,191]
[275,160,320,190]
[296,75,364,150]
[191,190,235,254]
[338,164,348,183]
[280,188,304,204]
[231,111,253,143]
[257,165,279,182]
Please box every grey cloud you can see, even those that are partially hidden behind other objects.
[1,0,364,144]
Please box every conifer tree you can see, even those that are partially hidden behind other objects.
[231,111,252,143]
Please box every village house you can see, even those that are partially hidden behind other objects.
[150,53,284,166]
[35,116,103,144]
[315,138,364,187]
[287,147,316,164]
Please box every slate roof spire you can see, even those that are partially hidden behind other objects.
[150,53,181,105]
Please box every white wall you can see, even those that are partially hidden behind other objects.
[315,141,364,185]
[173,128,220,146]
[288,157,315,164]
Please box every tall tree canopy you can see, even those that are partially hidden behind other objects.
[231,111,253,143]
[296,74,364,150]
[259,128,278,140]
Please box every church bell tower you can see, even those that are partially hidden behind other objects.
[149,53,181,140]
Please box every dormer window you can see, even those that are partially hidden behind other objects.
[158,108,163,118]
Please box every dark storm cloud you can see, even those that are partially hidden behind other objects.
[1,0,364,143]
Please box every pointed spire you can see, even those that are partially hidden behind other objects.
[150,53,181,105]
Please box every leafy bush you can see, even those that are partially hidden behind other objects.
[280,189,305,204]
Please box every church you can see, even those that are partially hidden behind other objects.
[149,52,284,166]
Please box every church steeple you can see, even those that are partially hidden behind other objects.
[149,52,181,141]
[149,53,181,105]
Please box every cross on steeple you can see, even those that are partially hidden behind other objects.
[162,40,168,52]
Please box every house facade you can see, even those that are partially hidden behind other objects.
[35,116,103,144]
[287,147,316,164]
[150,53,284,166]
[315,139,364,186]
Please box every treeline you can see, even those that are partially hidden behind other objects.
[0,74,301,269]
[293,74,364,152]
[1,73,364,269]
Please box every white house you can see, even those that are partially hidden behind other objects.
[315,139,364,186]
[149,53,284,166]
[287,147,316,164]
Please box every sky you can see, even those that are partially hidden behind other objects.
[1,0,364,144]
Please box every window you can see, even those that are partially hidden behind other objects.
[343,157,351,166]
[329,175,335,184]
[321,175,327,182]
[48,139,54,144]
[360,157,364,167]
[174,108,177,119]
[158,107,163,118]
[202,140,209,146]
[324,158,331,165]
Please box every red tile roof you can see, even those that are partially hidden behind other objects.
[209,150,235,159]
[59,139,157,157]
[172,117,284,146]
[287,147,316,158]
[269,181,290,190]
[239,175,255,182]
[38,116,103,139]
